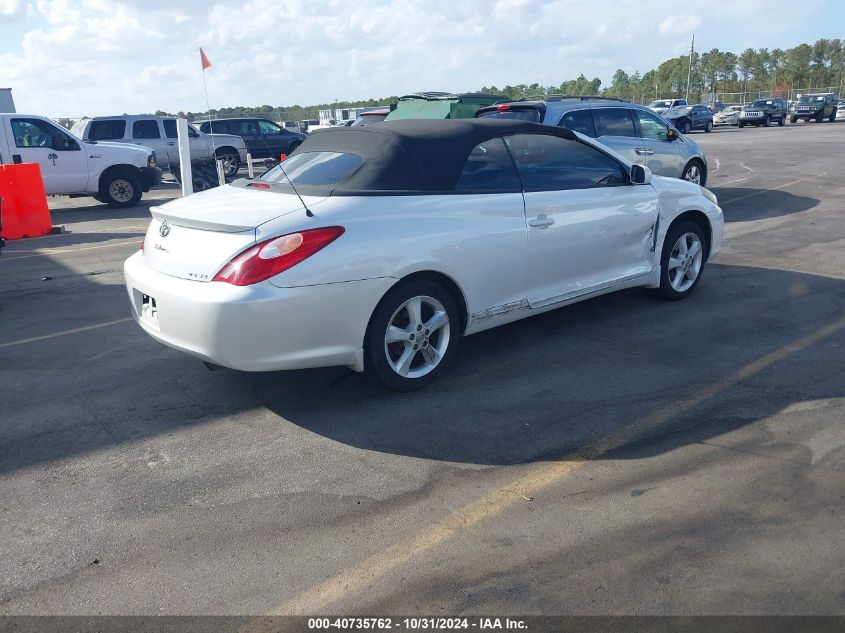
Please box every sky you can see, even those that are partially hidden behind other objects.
[0,0,843,118]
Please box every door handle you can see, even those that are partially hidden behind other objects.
[529,215,555,228]
[166,141,176,146]
[635,149,654,156]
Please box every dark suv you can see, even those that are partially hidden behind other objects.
[789,93,839,123]
[475,95,709,186]
[196,118,306,159]
[738,98,787,127]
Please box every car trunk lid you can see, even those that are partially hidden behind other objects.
[143,182,326,281]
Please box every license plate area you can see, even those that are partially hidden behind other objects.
[137,290,159,328]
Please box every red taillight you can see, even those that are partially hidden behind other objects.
[247,182,271,189]
[279,153,287,161]
[212,226,345,286]
[496,104,510,111]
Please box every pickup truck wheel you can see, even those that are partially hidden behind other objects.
[215,150,240,177]
[102,173,141,208]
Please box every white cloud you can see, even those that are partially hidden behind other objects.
[659,14,702,35]
[0,0,25,20]
[0,0,837,117]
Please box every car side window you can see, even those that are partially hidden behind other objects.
[504,134,627,192]
[133,120,161,139]
[592,108,637,138]
[259,120,283,135]
[634,110,669,140]
[88,120,126,140]
[10,118,78,150]
[163,119,177,138]
[454,138,521,193]
[238,121,259,136]
[557,109,596,138]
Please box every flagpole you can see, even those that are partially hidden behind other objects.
[685,33,695,102]
[200,47,216,158]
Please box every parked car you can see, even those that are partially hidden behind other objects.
[738,98,787,127]
[196,118,306,160]
[124,119,723,390]
[713,104,743,126]
[475,96,709,185]
[836,100,845,121]
[351,108,391,126]
[648,98,688,115]
[789,93,839,123]
[3,113,160,207]
[663,105,714,134]
[71,115,247,177]
[708,100,726,113]
[385,92,507,120]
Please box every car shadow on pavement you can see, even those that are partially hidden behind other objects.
[710,188,818,223]
[250,263,845,467]
[0,264,842,475]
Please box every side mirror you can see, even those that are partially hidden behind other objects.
[631,164,652,185]
[667,128,678,141]
[51,135,67,150]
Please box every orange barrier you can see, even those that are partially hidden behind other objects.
[0,163,53,240]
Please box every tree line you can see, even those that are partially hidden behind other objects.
[61,38,844,128]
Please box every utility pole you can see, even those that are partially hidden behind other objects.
[686,33,695,102]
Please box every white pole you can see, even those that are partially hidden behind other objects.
[246,153,254,179]
[215,159,226,187]
[176,118,193,196]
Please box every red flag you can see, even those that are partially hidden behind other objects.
[199,47,212,71]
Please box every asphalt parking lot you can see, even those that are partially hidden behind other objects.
[1,122,843,616]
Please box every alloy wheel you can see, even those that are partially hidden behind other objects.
[667,232,703,293]
[383,295,451,379]
[683,164,702,185]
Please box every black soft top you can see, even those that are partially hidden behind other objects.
[292,119,577,194]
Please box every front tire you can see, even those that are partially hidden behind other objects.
[101,172,141,208]
[815,111,824,123]
[705,120,713,132]
[657,221,707,301]
[828,110,836,122]
[761,115,770,127]
[738,121,745,128]
[790,115,798,124]
[778,115,785,126]
[365,280,460,391]
[680,120,691,134]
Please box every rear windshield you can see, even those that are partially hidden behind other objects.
[260,152,364,186]
[476,108,542,123]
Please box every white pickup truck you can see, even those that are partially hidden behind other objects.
[71,115,248,178]
[0,113,161,208]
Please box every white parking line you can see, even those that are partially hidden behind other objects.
[740,163,754,172]
[0,239,141,262]
[0,318,132,349]
[720,172,829,205]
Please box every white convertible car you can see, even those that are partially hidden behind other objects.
[125,119,723,390]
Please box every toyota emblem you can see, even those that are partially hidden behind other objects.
[159,220,170,237]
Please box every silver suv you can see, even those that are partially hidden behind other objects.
[71,115,247,177]
[475,96,709,186]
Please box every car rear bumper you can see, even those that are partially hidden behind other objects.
[124,251,396,372]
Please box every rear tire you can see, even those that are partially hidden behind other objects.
[215,149,240,177]
[790,115,798,124]
[365,280,460,391]
[656,221,707,301]
[705,121,713,132]
[828,110,836,122]
[778,115,785,126]
[101,172,142,208]
[681,159,705,187]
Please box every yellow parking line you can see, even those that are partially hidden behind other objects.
[269,313,845,615]
[0,318,132,349]
[720,172,828,205]
[0,239,141,262]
